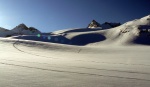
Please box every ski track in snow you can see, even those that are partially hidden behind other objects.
[1,61,150,82]
[0,38,146,82]
[1,37,150,87]
[12,38,150,67]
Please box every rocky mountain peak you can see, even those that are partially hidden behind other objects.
[15,23,28,30]
[88,20,101,28]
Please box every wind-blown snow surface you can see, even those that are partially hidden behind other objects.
[0,38,150,87]
[0,15,150,87]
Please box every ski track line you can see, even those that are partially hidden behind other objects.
[12,37,150,67]
[1,59,150,75]
[0,62,150,82]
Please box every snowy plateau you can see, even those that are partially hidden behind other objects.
[0,15,150,87]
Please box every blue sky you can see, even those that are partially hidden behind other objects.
[0,0,149,32]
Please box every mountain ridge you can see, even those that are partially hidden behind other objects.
[0,23,41,37]
[1,15,150,46]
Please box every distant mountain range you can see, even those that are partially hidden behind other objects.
[0,24,41,37]
[0,15,150,45]
[0,21,121,37]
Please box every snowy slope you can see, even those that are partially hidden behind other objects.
[52,15,150,46]
[89,15,150,45]
[48,15,150,46]
[0,37,150,87]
